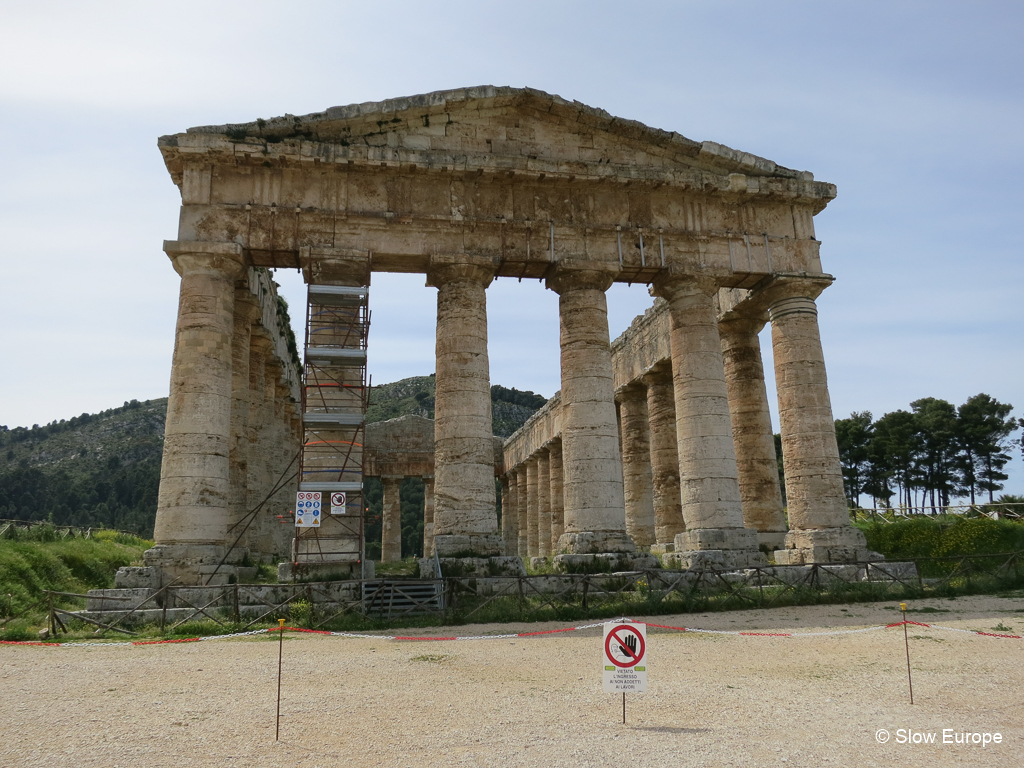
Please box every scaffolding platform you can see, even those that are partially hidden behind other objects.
[288,283,370,580]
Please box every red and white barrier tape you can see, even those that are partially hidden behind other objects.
[2,618,1020,648]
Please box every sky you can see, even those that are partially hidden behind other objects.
[0,1,1021,495]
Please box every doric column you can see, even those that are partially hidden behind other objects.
[545,266,634,555]
[427,254,503,557]
[650,275,763,568]
[228,290,262,543]
[422,477,435,557]
[525,456,539,558]
[515,468,528,557]
[536,449,551,557]
[719,315,787,549]
[617,382,655,548]
[246,333,273,549]
[381,476,403,563]
[548,440,564,554]
[148,241,246,584]
[642,366,685,550]
[502,473,519,556]
[762,278,877,564]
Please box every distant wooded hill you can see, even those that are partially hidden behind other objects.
[0,378,546,537]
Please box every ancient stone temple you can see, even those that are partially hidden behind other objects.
[136,85,876,585]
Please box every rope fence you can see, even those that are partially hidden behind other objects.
[3,616,1020,648]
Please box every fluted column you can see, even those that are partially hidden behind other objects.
[515,469,528,557]
[228,291,262,545]
[545,267,634,555]
[148,241,246,584]
[525,457,539,558]
[536,449,551,557]
[381,476,403,563]
[427,254,503,557]
[642,366,685,550]
[617,383,655,548]
[422,477,435,557]
[548,440,564,554]
[651,275,763,568]
[246,333,273,547]
[762,278,877,564]
[719,316,787,549]
[502,472,519,556]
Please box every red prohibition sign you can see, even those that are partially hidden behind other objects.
[605,625,645,668]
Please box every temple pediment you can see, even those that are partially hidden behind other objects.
[160,86,830,201]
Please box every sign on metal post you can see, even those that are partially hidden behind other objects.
[330,491,347,515]
[603,621,647,693]
[294,491,322,528]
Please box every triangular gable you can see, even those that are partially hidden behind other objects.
[173,86,814,183]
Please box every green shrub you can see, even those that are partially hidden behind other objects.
[858,517,1024,561]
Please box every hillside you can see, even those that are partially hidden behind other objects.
[366,375,545,438]
[0,377,545,537]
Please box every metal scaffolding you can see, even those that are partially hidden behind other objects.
[294,284,369,574]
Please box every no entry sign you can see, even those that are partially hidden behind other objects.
[330,491,347,514]
[603,622,647,693]
[294,492,321,528]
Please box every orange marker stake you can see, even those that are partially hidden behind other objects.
[276,618,286,740]
[901,603,914,704]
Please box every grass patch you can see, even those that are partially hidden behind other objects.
[0,528,150,620]
[373,559,420,578]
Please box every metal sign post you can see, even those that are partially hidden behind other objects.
[603,621,647,724]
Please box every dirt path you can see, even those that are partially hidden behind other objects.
[3,595,1023,767]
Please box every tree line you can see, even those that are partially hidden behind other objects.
[835,393,1020,509]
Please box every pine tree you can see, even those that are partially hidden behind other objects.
[835,411,873,507]
[957,394,1019,504]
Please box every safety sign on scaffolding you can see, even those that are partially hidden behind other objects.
[330,492,347,515]
[294,492,322,528]
[603,621,647,693]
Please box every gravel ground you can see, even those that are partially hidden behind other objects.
[3,595,1023,768]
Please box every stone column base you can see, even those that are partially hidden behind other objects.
[419,555,526,578]
[666,528,767,569]
[774,527,883,565]
[124,543,252,587]
[432,533,505,558]
[277,561,365,583]
[553,552,661,574]
[556,531,637,555]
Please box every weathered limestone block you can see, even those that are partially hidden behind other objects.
[763,278,880,564]
[617,383,655,548]
[427,253,504,557]
[381,476,402,562]
[546,266,634,558]
[642,366,685,551]
[651,274,764,569]
[718,315,787,550]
